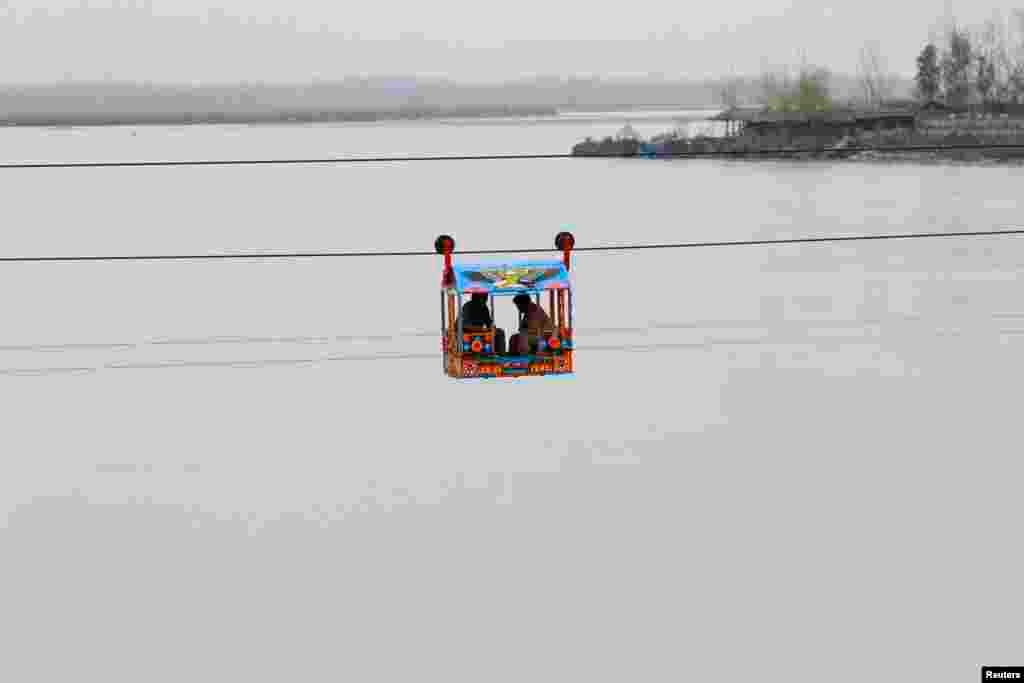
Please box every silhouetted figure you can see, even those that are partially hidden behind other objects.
[459,292,505,354]
[509,293,553,355]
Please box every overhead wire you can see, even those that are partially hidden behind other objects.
[3,322,1015,376]
[0,338,826,376]
[3,137,1022,263]
[2,228,1024,263]
[0,341,701,376]
[5,315,920,358]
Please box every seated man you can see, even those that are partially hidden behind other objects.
[459,292,505,354]
[509,293,554,355]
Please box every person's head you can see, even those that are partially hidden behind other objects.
[471,292,488,304]
[513,294,531,312]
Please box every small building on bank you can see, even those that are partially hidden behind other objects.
[709,106,918,144]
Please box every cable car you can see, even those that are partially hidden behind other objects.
[435,232,575,379]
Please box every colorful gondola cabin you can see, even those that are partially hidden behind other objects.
[436,232,576,379]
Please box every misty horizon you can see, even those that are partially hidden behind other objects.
[1,71,912,88]
[0,72,916,127]
[1,1,1012,85]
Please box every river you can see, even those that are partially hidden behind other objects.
[1,111,1021,682]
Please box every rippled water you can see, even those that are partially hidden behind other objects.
[1,114,1022,682]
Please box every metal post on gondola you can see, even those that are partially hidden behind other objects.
[435,234,457,374]
[555,230,575,338]
[457,293,463,355]
[555,230,574,272]
[440,289,447,373]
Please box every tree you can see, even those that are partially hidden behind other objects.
[915,43,941,101]
[796,66,832,110]
[977,16,1006,102]
[759,64,832,112]
[977,10,1024,103]
[931,10,1024,105]
[1004,10,1024,102]
[941,27,973,107]
[975,53,996,103]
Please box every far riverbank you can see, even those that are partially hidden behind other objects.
[1,105,562,129]
[570,107,1024,165]
[570,137,1024,164]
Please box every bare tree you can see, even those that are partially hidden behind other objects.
[757,69,792,108]
[857,41,891,108]
[715,77,743,109]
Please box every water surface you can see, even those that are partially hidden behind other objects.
[1,114,1021,682]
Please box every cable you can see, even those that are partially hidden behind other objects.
[0,249,434,263]
[3,228,1024,264]
[2,142,1024,170]
[0,338,784,376]
[9,318,1013,376]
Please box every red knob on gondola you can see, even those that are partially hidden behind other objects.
[436,235,456,287]
[435,235,456,254]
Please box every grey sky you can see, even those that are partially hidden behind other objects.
[0,0,1017,84]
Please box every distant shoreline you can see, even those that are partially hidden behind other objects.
[0,106,562,128]
[571,147,1024,166]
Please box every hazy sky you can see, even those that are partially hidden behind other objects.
[0,0,1019,84]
